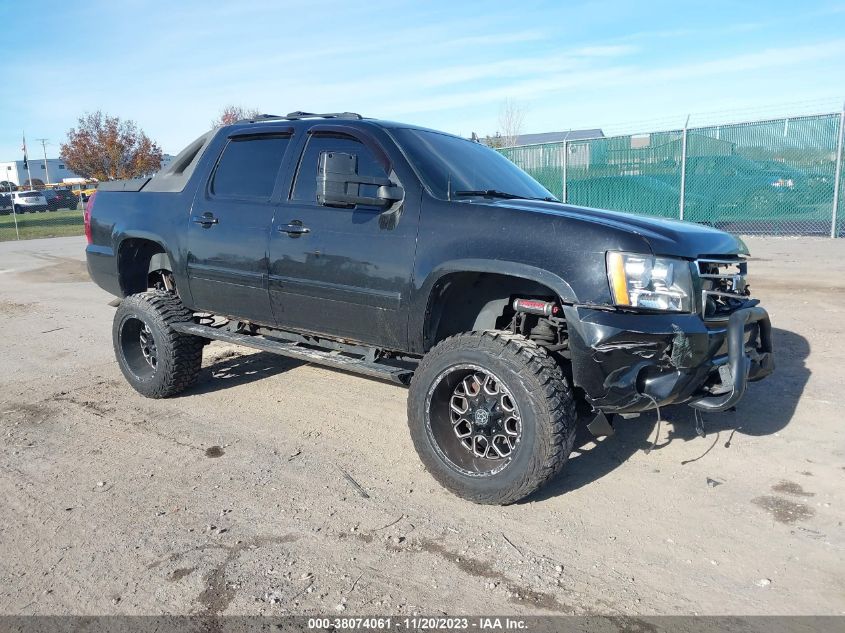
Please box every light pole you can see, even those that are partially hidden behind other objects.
[36,138,50,185]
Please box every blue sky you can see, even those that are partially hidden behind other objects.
[1,0,844,159]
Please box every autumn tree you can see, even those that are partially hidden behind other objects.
[211,105,263,128]
[60,112,163,181]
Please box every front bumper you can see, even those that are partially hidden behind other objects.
[563,305,774,414]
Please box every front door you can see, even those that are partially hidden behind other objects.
[186,132,292,324]
[268,131,418,349]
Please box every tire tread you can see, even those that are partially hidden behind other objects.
[408,330,577,505]
[113,291,203,398]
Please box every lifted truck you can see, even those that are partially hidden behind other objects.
[85,111,774,504]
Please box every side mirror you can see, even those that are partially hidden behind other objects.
[317,151,403,208]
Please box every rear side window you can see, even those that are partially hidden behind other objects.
[211,135,290,199]
[291,134,388,204]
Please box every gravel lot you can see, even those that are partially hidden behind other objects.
[1,235,843,616]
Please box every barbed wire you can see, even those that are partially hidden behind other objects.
[587,96,845,138]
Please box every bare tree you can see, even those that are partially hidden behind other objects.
[498,99,525,148]
[211,105,263,128]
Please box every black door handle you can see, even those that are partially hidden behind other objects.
[280,221,310,236]
[192,213,218,227]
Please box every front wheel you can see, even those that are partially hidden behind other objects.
[112,291,204,398]
[407,331,577,505]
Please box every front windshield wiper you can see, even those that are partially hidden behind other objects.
[454,189,559,203]
[454,189,522,199]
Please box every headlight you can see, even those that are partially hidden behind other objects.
[606,252,693,312]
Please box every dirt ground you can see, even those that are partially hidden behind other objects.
[0,235,843,617]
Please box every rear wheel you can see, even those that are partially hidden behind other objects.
[408,331,577,505]
[112,291,204,398]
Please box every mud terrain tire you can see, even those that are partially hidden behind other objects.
[112,291,203,398]
[407,331,577,505]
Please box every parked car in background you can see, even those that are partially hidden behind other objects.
[56,188,81,209]
[0,193,12,215]
[683,155,807,215]
[568,155,824,232]
[11,190,48,213]
[43,188,80,211]
[566,175,710,220]
[42,189,61,211]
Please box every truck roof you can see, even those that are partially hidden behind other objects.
[229,110,465,141]
[133,111,468,195]
[103,111,478,196]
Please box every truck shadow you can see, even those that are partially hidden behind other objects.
[187,351,304,396]
[526,326,810,503]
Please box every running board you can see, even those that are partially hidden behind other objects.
[170,322,414,385]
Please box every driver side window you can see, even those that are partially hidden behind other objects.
[291,134,388,205]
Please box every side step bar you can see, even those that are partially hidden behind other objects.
[171,322,414,385]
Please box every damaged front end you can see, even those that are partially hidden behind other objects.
[563,257,774,414]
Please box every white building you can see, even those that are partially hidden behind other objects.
[0,158,82,187]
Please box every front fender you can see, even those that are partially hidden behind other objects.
[408,258,579,353]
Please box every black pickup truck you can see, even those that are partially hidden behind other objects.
[85,111,773,504]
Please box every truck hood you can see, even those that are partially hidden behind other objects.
[494,199,749,259]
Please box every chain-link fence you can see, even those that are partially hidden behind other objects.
[4,110,844,241]
[0,192,85,242]
[501,111,845,237]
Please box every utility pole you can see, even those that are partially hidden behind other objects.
[36,138,50,185]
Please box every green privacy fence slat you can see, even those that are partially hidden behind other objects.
[500,143,567,200]
[500,112,845,236]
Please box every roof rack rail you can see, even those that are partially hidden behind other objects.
[285,111,363,120]
[235,111,364,124]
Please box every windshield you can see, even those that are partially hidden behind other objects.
[391,128,556,201]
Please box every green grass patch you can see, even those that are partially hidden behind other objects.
[0,209,84,241]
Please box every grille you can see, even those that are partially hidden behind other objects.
[696,258,752,320]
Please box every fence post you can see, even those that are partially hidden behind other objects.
[678,114,690,221]
[832,103,845,238]
[5,185,19,240]
[561,140,568,203]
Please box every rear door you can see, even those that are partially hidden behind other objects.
[268,127,419,349]
[186,129,293,324]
